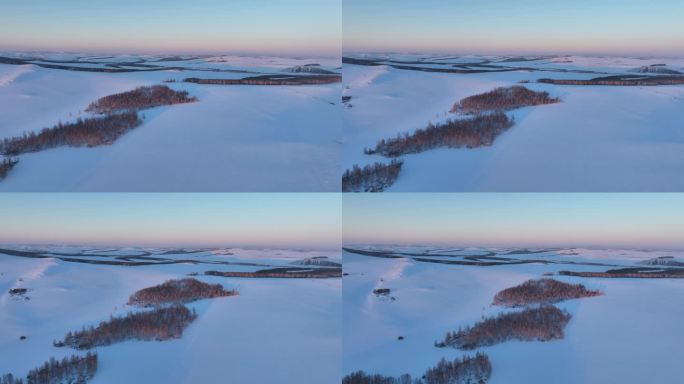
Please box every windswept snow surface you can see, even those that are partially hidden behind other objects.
[0,53,341,191]
[343,246,684,383]
[342,54,684,191]
[0,246,341,383]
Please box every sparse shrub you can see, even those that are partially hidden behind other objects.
[85,85,197,114]
[128,278,237,307]
[450,86,559,114]
[342,159,404,192]
[492,278,601,307]
[436,305,571,350]
[0,374,23,384]
[56,305,197,349]
[373,288,391,296]
[367,112,513,157]
[0,112,142,155]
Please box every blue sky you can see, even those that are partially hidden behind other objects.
[0,0,340,55]
[0,194,341,249]
[343,194,684,249]
[344,0,684,56]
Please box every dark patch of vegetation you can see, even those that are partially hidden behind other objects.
[539,75,684,86]
[638,256,684,267]
[342,95,352,103]
[184,74,341,85]
[25,352,98,384]
[559,267,684,278]
[492,278,602,307]
[436,305,571,350]
[127,278,237,307]
[8,288,27,296]
[19,336,26,340]
[0,157,18,180]
[1,352,98,384]
[55,305,197,349]
[342,159,404,192]
[366,112,514,157]
[85,85,197,114]
[205,266,342,279]
[342,353,491,384]
[0,112,142,156]
[291,257,342,267]
[397,336,404,340]
[450,86,559,114]
[373,288,391,296]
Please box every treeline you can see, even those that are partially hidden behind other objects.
[450,86,559,114]
[342,353,491,384]
[2,352,97,384]
[435,305,571,350]
[85,85,197,114]
[366,112,513,157]
[559,268,684,278]
[342,159,404,192]
[55,305,197,349]
[0,112,142,156]
[0,157,18,179]
[492,278,601,307]
[128,278,237,307]
[205,267,342,279]
[538,76,684,86]
[184,74,341,86]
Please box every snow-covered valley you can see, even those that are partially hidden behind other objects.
[0,246,341,383]
[342,54,684,191]
[0,53,341,191]
[343,245,684,383]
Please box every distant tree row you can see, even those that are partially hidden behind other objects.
[492,278,602,307]
[559,268,684,278]
[342,159,404,192]
[184,75,341,86]
[2,352,97,384]
[85,85,197,114]
[366,112,513,157]
[128,278,237,307]
[435,305,571,350]
[450,86,559,114]
[0,157,18,180]
[342,353,491,384]
[538,76,684,86]
[55,305,197,349]
[0,112,142,156]
[205,267,342,279]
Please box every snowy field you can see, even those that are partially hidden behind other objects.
[343,245,684,383]
[0,53,341,191]
[0,246,341,383]
[342,54,684,191]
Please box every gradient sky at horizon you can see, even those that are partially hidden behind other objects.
[344,0,684,56]
[0,194,340,249]
[343,194,684,250]
[0,0,340,56]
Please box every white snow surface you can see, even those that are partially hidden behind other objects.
[343,246,684,383]
[0,246,341,383]
[342,54,684,191]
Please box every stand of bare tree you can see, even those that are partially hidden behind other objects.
[55,305,197,349]
[85,85,197,114]
[450,86,559,114]
[366,113,514,157]
[0,157,18,179]
[128,278,237,307]
[0,112,142,156]
[492,278,602,307]
[436,305,571,350]
[342,159,404,192]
